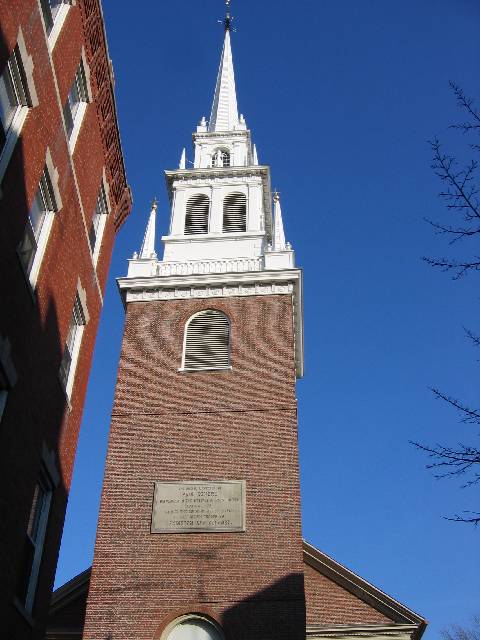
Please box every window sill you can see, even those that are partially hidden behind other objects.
[178,366,232,373]
[68,101,88,154]
[0,106,29,188]
[13,597,34,628]
[47,4,71,50]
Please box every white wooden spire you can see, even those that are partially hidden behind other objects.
[139,199,157,259]
[209,28,239,132]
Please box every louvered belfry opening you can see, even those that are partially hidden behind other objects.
[223,192,247,233]
[183,310,231,370]
[185,194,210,234]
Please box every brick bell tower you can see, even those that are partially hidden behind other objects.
[83,7,305,640]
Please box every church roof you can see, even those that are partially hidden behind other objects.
[46,542,426,640]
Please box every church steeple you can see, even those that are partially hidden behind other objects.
[208,6,239,132]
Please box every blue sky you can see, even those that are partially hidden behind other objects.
[56,1,479,636]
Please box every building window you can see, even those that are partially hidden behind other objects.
[165,616,224,640]
[39,0,66,35]
[211,148,230,167]
[182,310,230,371]
[59,293,87,395]
[16,471,53,615]
[89,182,109,261]
[18,165,59,286]
[0,46,30,152]
[185,194,210,235]
[63,59,89,145]
[223,192,247,233]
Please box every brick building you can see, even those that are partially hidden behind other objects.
[47,10,426,640]
[0,0,131,638]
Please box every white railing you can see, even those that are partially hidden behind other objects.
[156,257,263,277]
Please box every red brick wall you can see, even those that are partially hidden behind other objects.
[304,563,393,625]
[83,295,306,640]
[0,1,130,638]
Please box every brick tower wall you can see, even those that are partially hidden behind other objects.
[83,294,306,640]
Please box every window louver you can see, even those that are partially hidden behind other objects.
[183,310,230,370]
[223,192,246,233]
[185,194,210,235]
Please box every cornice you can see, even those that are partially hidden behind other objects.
[192,130,251,141]
[306,625,420,639]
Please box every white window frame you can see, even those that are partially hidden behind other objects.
[162,615,225,640]
[59,282,89,398]
[22,470,53,615]
[0,28,38,185]
[63,50,91,152]
[180,310,231,372]
[18,148,62,289]
[89,170,111,266]
[39,0,73,50]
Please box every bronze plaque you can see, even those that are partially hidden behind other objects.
[151,480,246,533]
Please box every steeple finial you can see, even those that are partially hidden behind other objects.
[209,2,239,132]
[225,0,231,31]
[139,199,158,259]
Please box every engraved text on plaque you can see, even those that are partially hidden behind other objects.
[151,480,246,533]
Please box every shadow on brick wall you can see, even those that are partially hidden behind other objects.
[0,24,70,640]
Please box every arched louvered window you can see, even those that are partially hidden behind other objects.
[183,310,230,371]
[185,194,209,235]
[165,616,224,640]
[211,149,230,167]
[223,192,247,233]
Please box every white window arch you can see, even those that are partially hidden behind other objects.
[164,616,224,640]
[185,194,210,235]
[182,310,231,371]
[223,192,246,233]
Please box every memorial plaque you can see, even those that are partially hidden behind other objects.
[151,480,246,533]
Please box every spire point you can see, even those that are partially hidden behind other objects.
[225,0,232,31]
[209,2,239,132]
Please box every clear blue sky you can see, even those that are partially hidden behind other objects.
[56,1,480,637]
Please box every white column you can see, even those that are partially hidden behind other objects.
[171,188,186,235]
[210,185,223,233]
[247,181,263,232]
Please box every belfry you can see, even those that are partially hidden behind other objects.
[49,7,427,640]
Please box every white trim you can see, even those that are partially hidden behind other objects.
[61,281,89,399]
[0,106,29,185]
[306,625,421,640]
[162,231,263,244]
[161,615,225,640]
[47,3,71,50]
[24,469,53,614]
[90,172,110,267]
[68,100,87,153]
[27,210,56,288]
[181,309,231,372]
